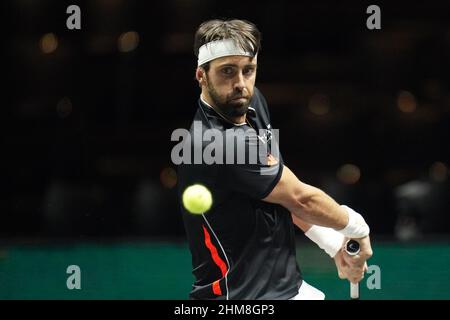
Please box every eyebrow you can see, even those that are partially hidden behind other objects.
[217,63,257,68]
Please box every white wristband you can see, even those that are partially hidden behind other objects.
[337,205,370,238]
[305,225,345,258]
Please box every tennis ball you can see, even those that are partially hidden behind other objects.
[182,184,212,214]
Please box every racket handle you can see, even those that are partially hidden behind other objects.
[350,282,359,299]
[345,240,361,300]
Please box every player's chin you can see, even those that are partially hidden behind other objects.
[230,97,248,104]
[228,99,249,113]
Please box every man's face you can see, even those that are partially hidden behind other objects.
[203,55,257,119]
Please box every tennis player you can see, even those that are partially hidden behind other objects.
[177,19,372,300]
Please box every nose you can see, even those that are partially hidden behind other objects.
[233,71,246,92]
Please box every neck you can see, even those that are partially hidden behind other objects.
[200,93,246,125]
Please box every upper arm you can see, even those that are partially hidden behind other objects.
[223,160,283,199]
[263,165,317,211]
[221,129,284,199]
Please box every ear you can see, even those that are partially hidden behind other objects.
[196,67,205,85]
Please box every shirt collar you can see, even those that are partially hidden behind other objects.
[199,95,255,127]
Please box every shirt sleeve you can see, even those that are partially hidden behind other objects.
[221,132,284,199]
[224,160,283,199]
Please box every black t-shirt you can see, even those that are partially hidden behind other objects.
[177,88,302,300]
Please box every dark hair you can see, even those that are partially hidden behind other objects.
[194,19,261,71]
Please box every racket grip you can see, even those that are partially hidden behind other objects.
[350,282,359,299]
[345,240,361,299]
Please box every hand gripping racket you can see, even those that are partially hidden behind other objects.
[344,239,360,300]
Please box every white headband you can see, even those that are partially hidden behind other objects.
[197,38,256,66]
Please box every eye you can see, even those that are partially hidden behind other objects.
[221,67,234,75]
[243,67,255,75]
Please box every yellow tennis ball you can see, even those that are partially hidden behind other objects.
[182,184,212,214]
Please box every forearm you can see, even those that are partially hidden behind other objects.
[265,165,369,239]
[288,183,348,230]
[291,213,312,232]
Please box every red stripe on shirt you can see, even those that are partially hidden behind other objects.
[212,280,222,296]
[202,225,228,295]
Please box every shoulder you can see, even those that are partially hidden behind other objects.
[252,87,267,105]
[251,87,270,118]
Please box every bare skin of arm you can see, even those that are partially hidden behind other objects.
[263,165,348,229]
[264,165,372,283]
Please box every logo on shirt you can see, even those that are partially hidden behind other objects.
[171,121,280,175]
[257,124,272,145]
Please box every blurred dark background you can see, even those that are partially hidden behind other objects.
[4,0,450,241]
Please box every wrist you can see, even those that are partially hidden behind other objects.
[337,205,370,238]
[305,225,345,258]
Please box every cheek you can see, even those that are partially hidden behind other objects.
[246,78,256,92]
[208,74,228,88]
[214,79,235,94]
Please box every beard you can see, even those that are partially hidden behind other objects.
[206,82,252,119]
